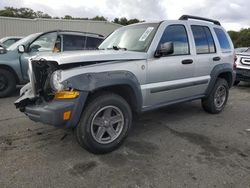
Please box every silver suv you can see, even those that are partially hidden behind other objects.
[15,15,236,154]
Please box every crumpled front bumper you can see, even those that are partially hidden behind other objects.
[15,88,88,128]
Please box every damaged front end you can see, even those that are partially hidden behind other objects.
[15,58,58,110]
[15,58,87,128]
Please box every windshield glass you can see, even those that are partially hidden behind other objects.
[99,23,159,52]
[7,33,40,51]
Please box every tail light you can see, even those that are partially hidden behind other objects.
[233,62,237,70]
[233,55,237,70]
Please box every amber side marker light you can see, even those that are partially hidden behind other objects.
[54,91,80,99]
[63,111,71,120]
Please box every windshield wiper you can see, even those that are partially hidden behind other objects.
[107,46,127,51]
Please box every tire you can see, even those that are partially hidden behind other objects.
[76,92,132,154]
[202,78,229,114]
[0,69,16,98]
[234,80,240,86]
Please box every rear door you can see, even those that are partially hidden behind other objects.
[62,34,103,51]
[62,34,86,51]
[213,27,234,67]
[189,24,217,95]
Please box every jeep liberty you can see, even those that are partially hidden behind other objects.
[15,15,236,154]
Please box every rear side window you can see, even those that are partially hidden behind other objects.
[214,28,231,52]
[191,25,215,54]
[86,37,103,50]
[63,35,86,51]
[159,25,189,55]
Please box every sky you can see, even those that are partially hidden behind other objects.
[0,0,249,31]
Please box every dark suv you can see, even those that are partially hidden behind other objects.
[0,30,104,97]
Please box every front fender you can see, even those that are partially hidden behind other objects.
[62,71,143,112]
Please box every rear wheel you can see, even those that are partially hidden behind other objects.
[76,92,132,154]
[202,78,229,114]
[0,69,16,98]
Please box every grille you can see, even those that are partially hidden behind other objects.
[241,57,250,66]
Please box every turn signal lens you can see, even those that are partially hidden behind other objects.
[54,91,80,99]
[63,111,71,120]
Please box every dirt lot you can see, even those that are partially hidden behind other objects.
[0,84,250,188]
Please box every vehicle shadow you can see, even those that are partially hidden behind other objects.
[235,81,250,90]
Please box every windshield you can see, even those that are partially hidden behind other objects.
[99,23,159,52]
[7,33,40,51]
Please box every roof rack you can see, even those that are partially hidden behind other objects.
[179,15,221,26]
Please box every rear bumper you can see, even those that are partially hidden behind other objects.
[236,68,250,82]
[15,91,88,128]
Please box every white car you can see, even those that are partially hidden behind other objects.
[235,48,250,85]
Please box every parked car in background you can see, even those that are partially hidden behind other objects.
[15,15,235,154]
[0,30,104,97]
[234,48,250,85]
[0,36,23,48]
[235,47,248,54]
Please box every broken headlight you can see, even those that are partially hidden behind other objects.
[50,70,65,91]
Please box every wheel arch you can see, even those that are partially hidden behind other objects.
[62,71,143,113]
[205,63,235,96]
[0,64,20,84]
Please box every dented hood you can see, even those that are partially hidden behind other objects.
[32,50,148,65]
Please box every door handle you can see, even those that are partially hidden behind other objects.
[213,56,221,61]
[182,59,193,64]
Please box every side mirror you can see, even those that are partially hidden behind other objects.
[155,42,174,57]
[18,45,25,53]
[0,46,7,54]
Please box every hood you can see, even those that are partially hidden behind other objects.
[236,52,250,57]
[32,50,148,65]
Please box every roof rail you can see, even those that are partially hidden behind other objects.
[179,15,221,26]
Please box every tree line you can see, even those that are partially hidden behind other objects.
[228,29,250,48]
[1,7,250,47]
[0,7,141,25]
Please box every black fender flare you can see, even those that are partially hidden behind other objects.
[62,71,143,112]
[205,63,235,96]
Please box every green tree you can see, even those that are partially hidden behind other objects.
[112,17,141,25]
[0,6,143,26]
[91,16,107,21]
[63,15,73,19]
[228,28,250,48]
[0,7,16,17]
[36,11,51,19]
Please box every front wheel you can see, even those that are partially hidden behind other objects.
[202,78,229,114]
[76,92,132,154]
[0,69,16,98]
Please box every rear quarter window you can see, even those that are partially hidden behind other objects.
[214,28,232,52]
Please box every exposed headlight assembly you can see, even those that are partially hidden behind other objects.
[50,70,65,91]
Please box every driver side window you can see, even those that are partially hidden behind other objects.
[29,32,57,52]
[159,25,190,56]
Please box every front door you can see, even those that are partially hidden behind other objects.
[144,24,196,107]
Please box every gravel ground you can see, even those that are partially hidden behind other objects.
[0,84,250,188]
